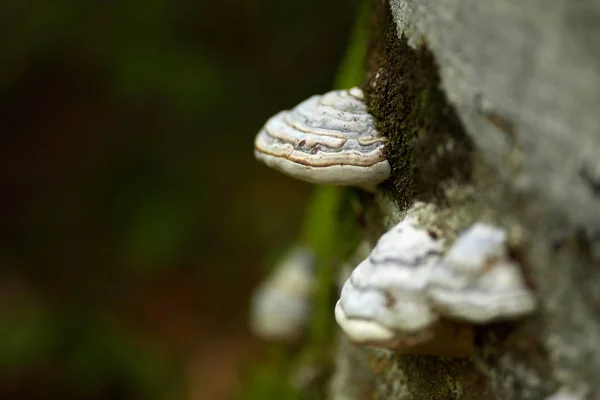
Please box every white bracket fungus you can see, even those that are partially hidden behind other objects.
[427,223,538,323]
[335,218,473,356]
[249,246,316,343]
[334,216,538,356]
[254,87,390,191]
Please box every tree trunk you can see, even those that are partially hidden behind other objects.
[330,1,600,399]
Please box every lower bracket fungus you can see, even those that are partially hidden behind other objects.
[254,87,390,191]
[249,246,316,343]
[427,223,538,323]
[334,218,473,357]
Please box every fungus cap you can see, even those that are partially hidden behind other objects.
[249,246,315,342]
[254,87,390,190]
[428,223,537,323]
[335,219,444,346]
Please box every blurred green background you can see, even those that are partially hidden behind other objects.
[0,1,361,399]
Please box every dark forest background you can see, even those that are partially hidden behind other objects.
[0,1,360,398]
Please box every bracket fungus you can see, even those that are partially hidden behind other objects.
[427,223,538,323]
[254,87,390,191]
[335,218,473,357]
[249,246,316,343]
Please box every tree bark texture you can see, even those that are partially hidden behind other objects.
[330,1,600,399]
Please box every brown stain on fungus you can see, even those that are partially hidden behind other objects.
[483,112,516,140]
[383,290,396,308]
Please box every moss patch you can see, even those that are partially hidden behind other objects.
[363,1,473,207]
[367,350,492,400]
[401,356,490,400]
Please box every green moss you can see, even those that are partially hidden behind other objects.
[363,1,474,207]
[374,356,488,400]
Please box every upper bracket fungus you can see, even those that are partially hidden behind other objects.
[249,246,316,343]
[254,87,390,191]
[427,223,538,323]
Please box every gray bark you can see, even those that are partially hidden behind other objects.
[330,1,600,399]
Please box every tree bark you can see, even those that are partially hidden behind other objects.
[330,1,600,399]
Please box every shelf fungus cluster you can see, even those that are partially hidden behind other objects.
[253,87,390,191]
[249,246,316,343]
[335,219,537,357]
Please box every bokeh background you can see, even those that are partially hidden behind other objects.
[0,1,362,399]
